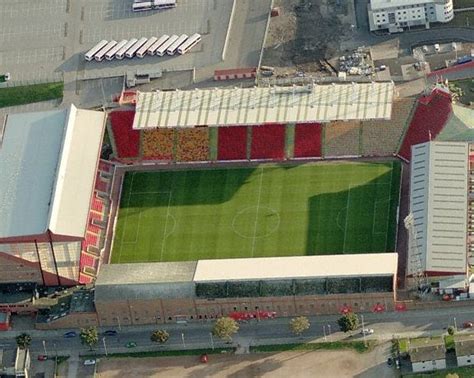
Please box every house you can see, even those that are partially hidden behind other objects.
[455,334,474,367]
[409,337,446,373]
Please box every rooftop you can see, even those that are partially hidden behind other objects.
[133,82,394,129]
[409,337,446,363]
[455,335,474,356]
[0,105,106,239]
[193,253,398,282]
[96,262,198,285]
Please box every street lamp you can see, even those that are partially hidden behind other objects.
[361,315,367,347]
[322,325,327,341]
[103,337,108,357]
[42,340,47,356]
[209,332,215,350]
[181,333,186,348]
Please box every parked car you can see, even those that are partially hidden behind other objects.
[463,321,474,328]
[83,359,96,366]
[63,331,77,338]
[360,328,374,335]
[103,330,118,336]
[125,341,137,348]
[387,357,393,366]
[37,355,48,361]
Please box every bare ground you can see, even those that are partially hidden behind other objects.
[95,344,398,378]
[262,0,354,74]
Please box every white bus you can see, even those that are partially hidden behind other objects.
[147,35,169,55]
[85,40,108,61]
[153,0,176,9]
[125,37,148,58]
[132,2,153,11]
[94,40,117,62]
[156,34,178,56]
[105,39,128,60]
[136,37,157,58]
[177,33,201,55]
[166,34,188,55]
[115,38,138,60]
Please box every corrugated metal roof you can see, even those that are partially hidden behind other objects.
[133,82,394,129]
[409,141,468,274]
[193,253,398,282]
[0,105,106,239]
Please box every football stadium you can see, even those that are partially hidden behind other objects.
[5,81,474,327]
[111,161,401,264]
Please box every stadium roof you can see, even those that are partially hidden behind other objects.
[133,82,395,129]
[0,105,106,239]
[193,253,398,282]
[409,141,468,274]
[95,262,197,285]
[95,262,197,302]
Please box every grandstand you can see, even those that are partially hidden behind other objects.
[0,105,109,286]
[133,83,395,129]
[397,88,452,161]
[408,141,469,277]
[95,253,398,325]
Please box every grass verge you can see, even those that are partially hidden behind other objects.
[83,347,234,359]
[0,82,63,108]
[250,341,374,354]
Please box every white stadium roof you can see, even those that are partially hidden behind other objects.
[193,253,398,282]
[0,105,106,239]
[409,141,468,274]
[133,82,395,129]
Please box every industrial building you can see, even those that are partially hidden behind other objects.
[368,0,454,33]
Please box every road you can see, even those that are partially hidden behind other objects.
[3,305,474,357]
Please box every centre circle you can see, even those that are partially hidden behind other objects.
[232,206,280,239]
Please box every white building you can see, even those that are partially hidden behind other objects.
[455,335,474,367]
[368,0,453,33]
[409,338,446,373]
[408,141,469,277]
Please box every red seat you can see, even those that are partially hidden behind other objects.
[398,89,452,161]
[109,111,140,159]
[250,124,285,160]
[294,123,322,158]
[217,126,248,160]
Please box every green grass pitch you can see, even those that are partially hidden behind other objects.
[111,161,401,263]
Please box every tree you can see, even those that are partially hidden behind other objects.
[150,329,169,344]
[337,313,359,333]
[16,333,32,349]
[212,317,239,342]
[447,326,455,336]
[289,316,310,336]
[80,327,99,350]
